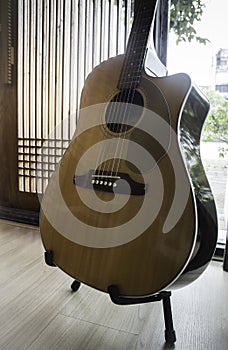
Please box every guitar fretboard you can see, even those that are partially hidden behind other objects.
[117,0,158,90]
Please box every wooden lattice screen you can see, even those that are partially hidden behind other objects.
[17,0,132,194]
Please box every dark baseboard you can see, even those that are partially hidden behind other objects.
[214,243,225,259]
[0,206,39,226]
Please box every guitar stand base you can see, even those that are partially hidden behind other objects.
[108,285,176,344]
[70,281,176,344]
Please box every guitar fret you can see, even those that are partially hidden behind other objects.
[120,69,144,78]
[118,74,141,82]
[118,80,141,86]
[117,0,158,90]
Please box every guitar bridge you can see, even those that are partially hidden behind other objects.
[73,170,146,195]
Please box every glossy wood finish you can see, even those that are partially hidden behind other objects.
[40,55,199,297]
[0,77,19,210]
[0,0,13,84]
[0,0,39,214]
[0,221,227,350]
[175,86,218,286]
[0,1,17,208]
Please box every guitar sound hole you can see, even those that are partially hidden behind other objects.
[106,89,144,133]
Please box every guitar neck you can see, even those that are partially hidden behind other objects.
[117,0,158,90]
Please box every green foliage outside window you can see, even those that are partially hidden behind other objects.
[169,1,227,158]
[170,0,209,44]
[202,90,228,157]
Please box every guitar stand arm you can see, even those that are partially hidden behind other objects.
[44,250,56,267]
[44,250,82,292]
[108,285,176,344]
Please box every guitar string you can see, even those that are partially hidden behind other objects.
[108,2,152,175]
[94,1,155,184]
[93,0,145,179]
[109,4,146,174]
[116,36,153,174]
[110,5,155,177]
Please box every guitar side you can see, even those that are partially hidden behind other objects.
[174,86,218,287]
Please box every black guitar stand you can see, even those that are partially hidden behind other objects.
[223,233,228,272]
[45,250,176,344]
[108,285,176,344]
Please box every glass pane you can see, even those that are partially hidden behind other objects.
[167,0,228,245]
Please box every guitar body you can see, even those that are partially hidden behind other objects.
[40,0,218,297]
[40,54,217,297]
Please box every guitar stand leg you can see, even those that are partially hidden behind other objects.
[71,280,81,292]
[161,292,176,344]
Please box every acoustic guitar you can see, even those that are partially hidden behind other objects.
[40,0,217,297]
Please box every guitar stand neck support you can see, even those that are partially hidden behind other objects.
[44,250,176,344]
